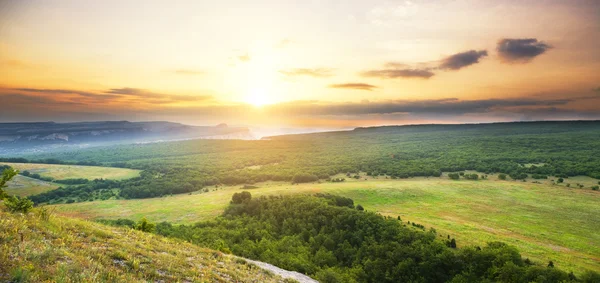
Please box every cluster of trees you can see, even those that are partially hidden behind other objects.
[448,172,480,180]
[104,193,599,282]
[15,121,600,203]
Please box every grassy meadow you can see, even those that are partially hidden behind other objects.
[4,175,59,197]
[0,207,285,282]
[53,174,600,274]
[0,162,141,180]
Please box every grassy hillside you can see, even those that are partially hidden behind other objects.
[0,162,141,180]
[0,207,287,282]
[53,176,600,274]
[5,175,59,196]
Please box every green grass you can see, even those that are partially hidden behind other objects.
[1,162,141,180]
[53,175,600,275]
[0,207,286,282]
[5,175,59,196]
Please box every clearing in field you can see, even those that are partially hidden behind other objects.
[53,176,600,275]
[0,162,141,181]
[4,175,59,197]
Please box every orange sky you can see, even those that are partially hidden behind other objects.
[1,0,599,128]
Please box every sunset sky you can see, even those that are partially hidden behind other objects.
[1,0,599,128]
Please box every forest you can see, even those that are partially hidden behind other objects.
[7,121,600,203]
[101,192,600,283]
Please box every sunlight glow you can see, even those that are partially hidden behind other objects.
[246,87,272,107]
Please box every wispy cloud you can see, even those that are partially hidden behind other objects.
[439,50,488,70]
[329,83,377,91]
[279,68,334,78]
[361,68,434,79]
[6,87,212,107]
[172,69,204,75]
[238,53,251,62]
[497,38,551,63]
[276,38,293,48]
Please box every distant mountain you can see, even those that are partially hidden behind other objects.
[0,121,253,154]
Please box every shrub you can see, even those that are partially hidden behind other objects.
[498,173,507,180]
[4,196,34,213]
[135,217,155,232]
[448,173,460,180]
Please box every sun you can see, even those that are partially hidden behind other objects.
[246,87,271,107]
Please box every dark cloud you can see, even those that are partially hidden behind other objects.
[329,83,377,91]
[173,69,204,75]
[497,38,551,63]
[265,97,573,116]
[279,68,334,78]
[439,50,488,70]
[361,68,434,79]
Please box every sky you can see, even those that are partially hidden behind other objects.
[1,0,599,128]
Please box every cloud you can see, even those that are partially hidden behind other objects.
[279,68,334,78]
[439,50,488,70]
[329,83,377,91]
[5,87,212,107]
[264,97,574,116]
[238,53,251,62]
[361,68,434,79]
[497,38,551,63]
[105,88,211,103]
[276,39,293,48]
[172,69,204,75]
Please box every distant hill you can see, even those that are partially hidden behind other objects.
[264,120,600,140]
[0,121,254,154]
[0,208,285,282]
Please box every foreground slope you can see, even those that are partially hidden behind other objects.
[0,208,285,282]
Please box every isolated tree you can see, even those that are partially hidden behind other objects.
[0,168,18,200]
[557,178,564,183]
[498,173,507,180]
[356,204,364,211]
[548,260,554,268]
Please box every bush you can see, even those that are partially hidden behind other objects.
[592,186,599,191]
[448,173,460,180]
[135,217,155,232]
[498,173,507,180]
[4,196,34,213]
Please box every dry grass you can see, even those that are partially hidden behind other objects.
[0,206,288,283]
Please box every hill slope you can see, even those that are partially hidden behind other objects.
[0,208,286,282]
[0,121,253,155]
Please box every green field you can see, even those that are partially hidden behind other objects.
[4,175,59,196]
[53,175,600,274]
[0,162,141,180]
